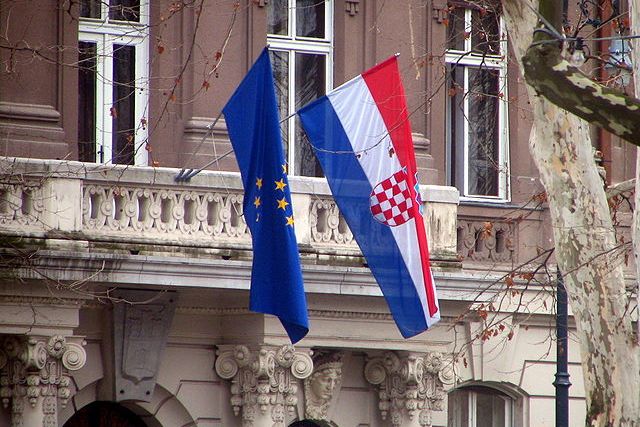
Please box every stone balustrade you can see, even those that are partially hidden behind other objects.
[0,157,459,261]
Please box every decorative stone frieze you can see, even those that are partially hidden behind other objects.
[0,182,46,229]
[215,345,313,427]
[364,351,454,427]
[309,198,355,247]
[457,219,516,262]
[304,351,343,421]
[83,184,249,241]
[0,335,86,427]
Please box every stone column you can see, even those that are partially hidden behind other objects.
[215,345,313,427]
[364,351,454,427]
[0,335,87,427]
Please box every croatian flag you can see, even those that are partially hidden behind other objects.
[298,56,439,337]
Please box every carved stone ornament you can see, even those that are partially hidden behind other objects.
[304,351,343,421]
[432,0,448,24]
[345,0,360,16]
[0,335,87,427]
[457,219,516,263]
[364,351,454,427]
[113,290,177,403]
[215,345,313,427]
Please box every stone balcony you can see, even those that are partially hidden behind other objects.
[0,157,459,267]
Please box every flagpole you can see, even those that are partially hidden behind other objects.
[175,111,225,182]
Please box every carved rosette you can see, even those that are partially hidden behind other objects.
[0,336,87,427]
[364,351,454,427]
[215,345,313,427]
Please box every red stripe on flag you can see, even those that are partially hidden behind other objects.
[361,56,439,317]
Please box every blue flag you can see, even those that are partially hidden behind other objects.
[222,48,309,343]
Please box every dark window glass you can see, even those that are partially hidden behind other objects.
[80,0,101,19]
[78,41,97,163]
[270,50,290,156]
[447,7,466,51]
[294,52,325,177]
[476,392,506,426]
[112,44,136,165]
[109,0,140,22]
[472,9,500,54]
[467,67,500,196]
[296,0,325,38]
[268,0,289,35]
[449,65,465,190]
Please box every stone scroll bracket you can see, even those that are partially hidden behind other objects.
[0,334,87,427]
[215,345,314,427]
[112,289,177,403]
[364,351,454,427]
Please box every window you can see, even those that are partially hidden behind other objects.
[448,386,514,427]
[445,2,508,200]
[268,0,333,177]
[78,0,149,165]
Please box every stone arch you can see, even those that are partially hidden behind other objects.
[447,381,529,427]
[60,380,196,427]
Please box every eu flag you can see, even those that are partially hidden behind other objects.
[222,48,309,343]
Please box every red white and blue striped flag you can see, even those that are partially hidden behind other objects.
[298,56,439,337]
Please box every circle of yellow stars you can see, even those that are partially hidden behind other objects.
[252,164,295,227]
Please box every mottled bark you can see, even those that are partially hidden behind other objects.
[630,0,640,409]
[520,0,640,146]
[522,44,640,146]
[502,1,640,425]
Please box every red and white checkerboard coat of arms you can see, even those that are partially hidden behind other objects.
[370,169,417,227]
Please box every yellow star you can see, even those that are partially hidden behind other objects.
[286,215,295,226]
[282,164,287,174]
[253,196,261,208]
[277,197,289,210]
[256,178,263,189]
[275,178,287,191]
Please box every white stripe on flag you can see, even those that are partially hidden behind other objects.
[328,76,431,323]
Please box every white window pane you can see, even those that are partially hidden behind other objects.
[268,0,289,35]
[296,0,325,38]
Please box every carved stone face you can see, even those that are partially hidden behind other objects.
[310,367,341,401]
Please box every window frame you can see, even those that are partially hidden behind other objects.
[448,386,515,427]
[78,1,150,166]
[445,6,509,202]
[267,0,334,177]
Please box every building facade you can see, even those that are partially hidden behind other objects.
[0,1,633,426]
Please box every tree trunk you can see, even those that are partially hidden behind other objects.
[502,1,640,425]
